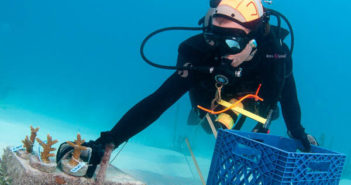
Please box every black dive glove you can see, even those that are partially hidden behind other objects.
[288,130,319,153]
[56,140,105,178]
[297,134,312,152]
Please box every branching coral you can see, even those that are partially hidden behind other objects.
[36,134,58,163]
[22,136,33,153]
[22,126,39,153]
[67,134,87,166]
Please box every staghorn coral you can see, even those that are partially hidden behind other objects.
[30,126,39,144]
[22,126,39,153]
[67,134,87,166]
[36,134,58,163]
[22,136,33,154]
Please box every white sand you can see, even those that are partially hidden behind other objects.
[340,179,351,185]
[0,108,205,185]
[112,142,209,184]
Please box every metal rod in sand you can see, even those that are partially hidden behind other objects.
[95,143,115,185]
[185,138,206,185]
[206,114,217,139]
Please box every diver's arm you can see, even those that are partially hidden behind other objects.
[279,73,310,151]
[95,35,204,148]
[280,74,304,135]
[96,71,192,147]
[272,42,308,141]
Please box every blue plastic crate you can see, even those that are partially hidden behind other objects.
[207,129,346,185]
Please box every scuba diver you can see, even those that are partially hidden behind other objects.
[57,0,318,178]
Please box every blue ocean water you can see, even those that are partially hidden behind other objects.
[0,0,350,184]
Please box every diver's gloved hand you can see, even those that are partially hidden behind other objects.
[298,134,312,153]
[84,141,105,178]
[56,140,105,178]
[287,130,319,153]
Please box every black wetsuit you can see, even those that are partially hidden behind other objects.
[95,28,310,150]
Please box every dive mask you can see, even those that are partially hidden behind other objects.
[204,25,254,55]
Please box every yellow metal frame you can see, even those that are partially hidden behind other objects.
[218,100,267,124]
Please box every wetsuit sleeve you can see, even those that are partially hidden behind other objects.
[280,72,311,152]
[278,54,309,150]
[264,40,307,139]
[95,35,205,147]
[279,73,306,138]
[96,72,192,147]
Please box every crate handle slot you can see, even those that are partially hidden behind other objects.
[306,161,330,174]
[232,143,261,164]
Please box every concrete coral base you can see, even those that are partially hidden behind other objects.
[16,150,32,160]
[29,155,57,173]
[1,147,145,185]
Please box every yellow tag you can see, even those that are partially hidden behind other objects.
[219,100,266,124]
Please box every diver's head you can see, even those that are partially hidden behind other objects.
[204,0,265,67]
[212,0,265,30]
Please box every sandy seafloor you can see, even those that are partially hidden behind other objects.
[0,107,350,185]
[0,107,209,185]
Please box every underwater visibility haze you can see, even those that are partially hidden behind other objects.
[0,0,351,184]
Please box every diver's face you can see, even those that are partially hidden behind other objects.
[212,17,255,67]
